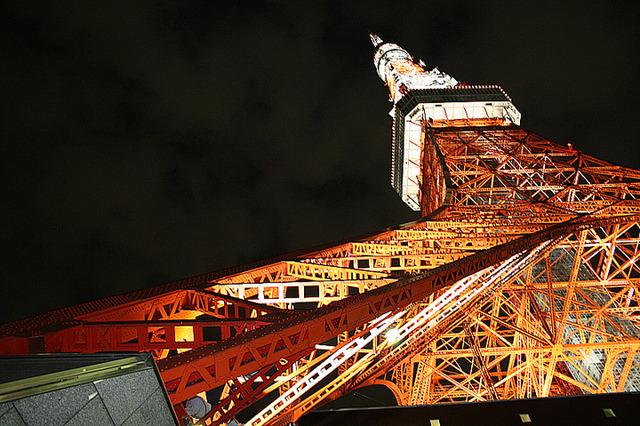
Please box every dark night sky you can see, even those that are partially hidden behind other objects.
[1,1,639,324]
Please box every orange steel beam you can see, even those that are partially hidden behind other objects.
[41,319,270,353]
[270,242,557,420]
[263,231,640,421]
[157,214,638,404]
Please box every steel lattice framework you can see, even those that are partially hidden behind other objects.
[2,35,640,425]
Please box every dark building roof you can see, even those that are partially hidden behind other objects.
[0,353,178,425]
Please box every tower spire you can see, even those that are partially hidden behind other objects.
[370,32,457,104]
[369,31,383,48]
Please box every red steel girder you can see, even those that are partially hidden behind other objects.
[40,319,270,353]
[158,214,639,404]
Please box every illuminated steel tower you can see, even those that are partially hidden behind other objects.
[2,34,640,425]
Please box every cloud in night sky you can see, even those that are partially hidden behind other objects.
[1,1,638,323]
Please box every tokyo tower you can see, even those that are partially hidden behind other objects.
[2,33,640,425]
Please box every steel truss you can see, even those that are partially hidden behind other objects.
[2,120,640,425]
